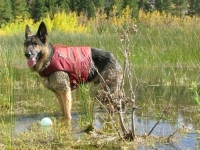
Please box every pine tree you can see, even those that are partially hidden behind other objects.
[0,0,13,25]
[188,0,200,16]
[172,0,187,17]
[45,0,70,17]
[80,0,95,18]
[56,0,70,13]
[155,0,172,13]
[194,0,200,16]
[137,0,152,12]
[93,0,105,9]
[45,0,57,18]
[105,0,123,16]
[0,1,6,25]
[11,0,30,19]
[32,0,47,22]
[69,0,95,18]
[69,0,81,12]
[88,0,95,18]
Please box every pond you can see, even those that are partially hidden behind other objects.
[135,85,200,149]
[0,67,200,149]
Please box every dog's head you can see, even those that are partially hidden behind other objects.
[24,22,48,71]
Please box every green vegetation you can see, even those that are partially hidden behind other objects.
[78,84,94,128]
[0,22,199,148]
[190,81,200,106]
[0,4,200,148]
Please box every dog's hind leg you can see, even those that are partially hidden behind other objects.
[96,69,124,113]
[97,56,124,111]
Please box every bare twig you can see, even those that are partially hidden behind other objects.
[167,125,184,142]
[147,109,167,136]
[91,61,128,137]
[95,98,124,140]
[119,106,128,135]
[148,98,173,136]
[119,25,138,139]
[93,24,139,141]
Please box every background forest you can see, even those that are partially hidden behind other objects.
[1,0,200,26]
[1,0,200,36]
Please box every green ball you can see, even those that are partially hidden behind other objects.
[40,117,52,126]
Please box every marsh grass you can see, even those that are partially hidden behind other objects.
[77,84,95,128]
[190,81,200,106]
[0,24,200,149]
[0,41,16,149]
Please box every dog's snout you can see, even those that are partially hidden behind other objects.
[25,52,31,58]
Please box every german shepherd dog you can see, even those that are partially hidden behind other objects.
[24,22,123,121]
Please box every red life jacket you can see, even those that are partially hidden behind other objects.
[39,44,91,90]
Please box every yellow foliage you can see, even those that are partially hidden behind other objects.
[45,11,89,33]
[2,8,200,36]
[42,13,53,32]
[138,10,200,29]
[53,11,77,32]
[119,5,135,26]
[90,5,135,33]
[107,5,134,27]
[89,8,107,31]
[0,11,89,36]
[0,29,6,36]
[2,17,35,35]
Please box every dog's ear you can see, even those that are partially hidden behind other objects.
[36,22,48,43]
[25,25,32,38]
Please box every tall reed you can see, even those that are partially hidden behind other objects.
[77,84,94,128]
[0,39,16,149]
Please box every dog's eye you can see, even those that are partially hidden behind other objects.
[32,42,37,46]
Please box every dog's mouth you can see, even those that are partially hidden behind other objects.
[25,50,41,67]
[27,57,37,67]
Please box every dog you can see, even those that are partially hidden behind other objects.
[24,22,123,121]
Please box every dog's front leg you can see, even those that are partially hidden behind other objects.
[55,88,72,121]
[60,86,72,121]
[54,93,65,115]
[42,72,72,121]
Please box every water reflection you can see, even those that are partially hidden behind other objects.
[12,85,200,149]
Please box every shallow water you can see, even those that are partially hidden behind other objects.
[1,67,200,149]
[134,85,200,149]
[13,110,199,149]
[13,85,200,149]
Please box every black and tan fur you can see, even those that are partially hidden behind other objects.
[24,22,123,121]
